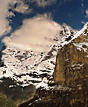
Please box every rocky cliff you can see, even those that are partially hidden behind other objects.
[0,23,88,107]
[24,23,88,107]
[54,24,88,87]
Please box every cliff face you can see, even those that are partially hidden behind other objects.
[13,24,88,107]
[18,24,88,107]
[54,25,88,87]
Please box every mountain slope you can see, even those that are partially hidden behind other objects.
[0,24,76,90]
[0,23,88,107]
[20,23,88,107]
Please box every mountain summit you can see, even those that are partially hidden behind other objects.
[27,23,88,107]
[0,23,76,89]
[0,23,88,106]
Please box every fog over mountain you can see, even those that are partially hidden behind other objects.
[0,0,12,36]
[3,16,62,52]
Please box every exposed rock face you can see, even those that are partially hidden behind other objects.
[8,23,88,107]
[54,24,88,87]
[0,23,76,106]
[18,23,88,107]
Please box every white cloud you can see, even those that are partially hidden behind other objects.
[0,0,12,36]
[0,0,33,37]
[3,16,62,52]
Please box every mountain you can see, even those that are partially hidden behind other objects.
[0,24,76,106]
[0,23,88,106]
[0,24,76,89]
[24,23,88,107]
[54,23,88,86]
[23,23,88,107]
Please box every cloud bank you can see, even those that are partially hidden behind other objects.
[3,16,62,52]
[0,0,32,36]
[0,0,73,37]
[0,0,12,36]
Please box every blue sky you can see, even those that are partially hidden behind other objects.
[9,0,88,31]
[0,0,88,50]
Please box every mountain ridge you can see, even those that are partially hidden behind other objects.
[0,23,88,106]
[0,23,76,89]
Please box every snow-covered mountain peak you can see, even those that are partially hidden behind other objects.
[0,24,80,90]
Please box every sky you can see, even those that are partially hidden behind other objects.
[8,0,88,31]
[0,0,88,51]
